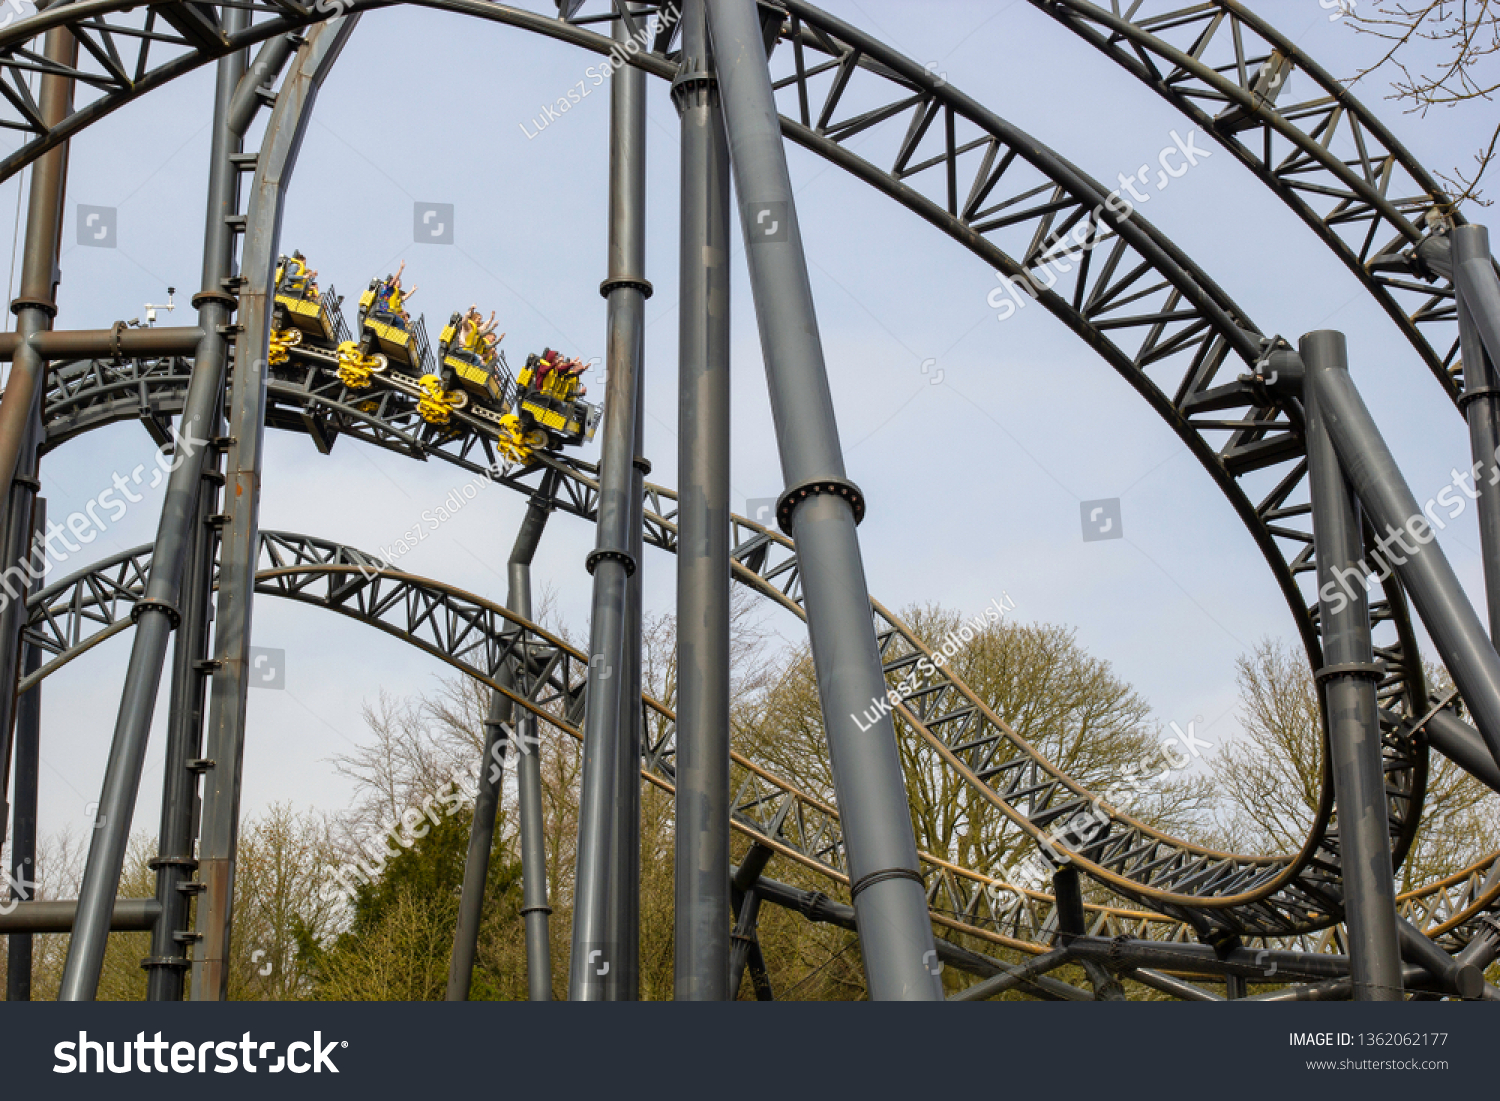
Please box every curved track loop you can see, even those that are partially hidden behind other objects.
[1019,0,1465,398]
[20,526,1499,955]
[27,349,1500,943]
[12,0,1437,737]
[10,1,1491,945]
[18,529,1187,957]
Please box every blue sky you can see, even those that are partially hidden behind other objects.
[2,1,1493,860]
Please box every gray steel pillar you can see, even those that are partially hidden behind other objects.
[515,507,555,1001]
[0,29,73,855]
[1303,330,1404,1002]
[672,0,734,1002]
[5,502,42,1001]
[1423,707,1500,793]
[569,6,650,1002]
[59,9,249,1002]
[1305,333,1500,772]
[706,0,940,999]
[145,464,220,1000]
[1454,225,1500,638]
[192,16,356,1001]
[446,484,553,1001]
[729,844,773,998]
[608,379,645,1000]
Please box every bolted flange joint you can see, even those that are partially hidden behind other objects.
[585,547,636,577]
[775,476,866,534]
[131,596,181,628]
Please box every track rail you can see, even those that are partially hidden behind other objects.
[8,0,1491,949]
[22,527,1498,954]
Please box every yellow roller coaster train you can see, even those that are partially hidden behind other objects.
[269,252,601,464]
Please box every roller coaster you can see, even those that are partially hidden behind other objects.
[2,0,1500,1004]
[269,253,600,462]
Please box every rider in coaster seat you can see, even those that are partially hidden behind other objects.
[376,260,418,331]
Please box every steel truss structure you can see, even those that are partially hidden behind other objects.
[0,0,1498,1001]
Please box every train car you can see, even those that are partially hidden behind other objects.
[268,252,600,454]
[336,276,472,425]
[514,350,601,452]
[350,276,433,375]
[270,253,350,363]
[437,310,509,405]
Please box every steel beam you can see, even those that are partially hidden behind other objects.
[752,874,1090,1000]
[145,461,219,1000]
[1053,866,1124,999]
[1397,915,1484,999]
[1126,969,1224,1002]
[0,326,203,361]
[1453,225,1500,639]
[191,15,357,1001]
[58,5,251,1002]
[1420,707,1500,794]
[0,898,159,934]
[0,29,74,858]
[706,0,940,1000]
[570,5,649,1002]
[948,948,1072,1002]
[672,0,734,1002]
[1244,964,1438,1003]
[5,502,42,1000]
[1303,338,1500,770]
[1303,330,1403,1002]
[447,483,553,1000]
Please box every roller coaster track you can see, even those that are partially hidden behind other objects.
[28,349,1499,950]
[20,522,1500,959]
[1017,0,1465,398]
[9,0,1494,965]
[10,3,1439,694]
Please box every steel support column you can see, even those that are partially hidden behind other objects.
[447,481,554,1001]
[59,7,249,1002]
[730,843,773,998]
[1303,330,1404,1002]
[1053,865,1123,1000]
[5,502,42,1001]
[569,5,649,1002]
[518,474,557,1001]
[0,29,74,857]
[1303,337,1500,770]
[192,16,356,1001]
[144,463,220,1000]
[705,0,940,999]
[672,0,734,1002]
[1455,225,1500,638]
[607,375,645,999]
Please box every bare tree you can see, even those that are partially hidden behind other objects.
[1350,1,1500,205]
[1208,637,1500,891]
